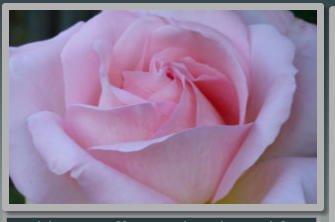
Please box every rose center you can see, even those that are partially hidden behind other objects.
[166,72,174,80]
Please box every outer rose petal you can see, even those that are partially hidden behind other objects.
[61,11,137,106]
[89,124,252,203]
[237,10,317,157]
[9,22,89,203]
[212,25,297,202]
[27,111,175,204]
[217,157,317,204]
[64,102,174,148]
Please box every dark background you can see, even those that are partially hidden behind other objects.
[9,10,316,46]
[8,10,317,204]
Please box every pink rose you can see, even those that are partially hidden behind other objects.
[10,10,317,204]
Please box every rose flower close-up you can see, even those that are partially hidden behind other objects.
[9,10,317,204]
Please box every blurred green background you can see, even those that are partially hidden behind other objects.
[10,10,100,46]
[9,10,317,204]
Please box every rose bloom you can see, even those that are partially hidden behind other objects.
[10,10,317,204]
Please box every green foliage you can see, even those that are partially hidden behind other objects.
[9,179,25,204]
[292,10,317,24]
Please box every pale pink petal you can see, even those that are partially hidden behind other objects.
[108,15,165,85]
[27,111,175,204]
[195,76,239,125]
[91,134,171,152]
[64,102,173,148]
[89,124,252,203]
[142,24,248,124]
[122,71,171,98]
[61,11,137,106]
[167,20,250,82]
[190,83,224,126]
[179,56,226,78]
[148,47,190,73]
[99,85,147,108]
[93,41,151,108]
[236,10,298,35]
[237,10,317,157]
[217,157,316,204]
[153,80,196,137]
[9,22,89,203]
[212,25,297,202]
[180,57,239,124]
[140,10,250,67]
[148,79,182,103]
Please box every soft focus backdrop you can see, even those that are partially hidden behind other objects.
[9,10,317,204]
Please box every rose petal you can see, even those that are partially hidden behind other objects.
[190,83,224,126]
[180,57,239,124]
[167,20,250,84]
[217,157,316,204]
[27,111,175,204]
[9,22,89,203]
[141,10,250,67]
[148,47,190,73]
[61,11,137,106]
[236,10,297,35]
[148,79,182,103]
[89,124,252,203]
[122,71,171,98]
[99,84,147,108]
[212,24,297,202]
[108,15,165,85]
[143,24,248,124]
[93,39,148,108]
[237,10,317,158]
[65,102,174,148]
[179,57,226,78]
[153,80,196,137]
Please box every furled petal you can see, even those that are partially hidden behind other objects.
[99,85,147,108]
[64,102,174,148]
[212,24,297,202]
[237,10,317,158]
[140,10,250,68]
[153,80,196,137]
[122,71,171,99]
[148,79,182,103]
[148,47,190,74]
[217,157,316,204]
[9,22,88,203]
[108,15,165,85]
[190,83,224,126]
[89,124,252,203]
[93,39,148,108]
[179,56,226,78]
[27,111,175,204]
[180,57,239,124]
[194,76,238,125]
[61,11,137,106]
[142,24,248,124]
